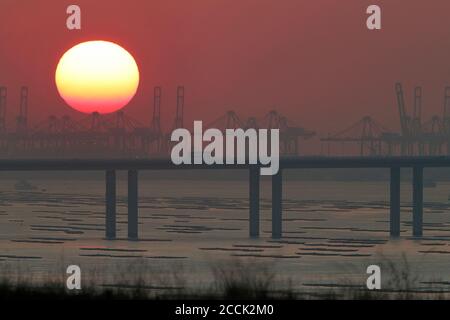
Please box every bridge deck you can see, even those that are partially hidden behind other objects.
[0,156,449,170]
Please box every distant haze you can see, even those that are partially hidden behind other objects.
[1,0,450,139]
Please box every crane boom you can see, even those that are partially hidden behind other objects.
[413,86,422,135]
[444,87,450,134]
[0,87,6,133]
[152,86,161,134]
[395,82,409,136]
[174,86,184,129]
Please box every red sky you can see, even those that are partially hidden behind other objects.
[1,0,450,137]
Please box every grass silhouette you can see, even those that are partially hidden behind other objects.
[0,256,448,300]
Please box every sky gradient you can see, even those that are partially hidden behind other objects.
[1,0,450,136]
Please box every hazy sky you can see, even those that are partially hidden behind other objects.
[1,0,450,135]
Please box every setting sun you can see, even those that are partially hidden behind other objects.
[55,40,139,114]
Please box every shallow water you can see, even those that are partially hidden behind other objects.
[1,176,450,296]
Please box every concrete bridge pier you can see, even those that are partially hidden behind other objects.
[249,166,260,238]
[272,169,283,239]
[412,166,424,237]
[105,170,116,239]
[390,167,401,237]
[128,169,139,240]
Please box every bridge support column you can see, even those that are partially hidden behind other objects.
[105,170,116,240]
[249,166,260,238]
[390,167,401,237]
[412,166,423,237]
[272,169,283,239]
[128,169,139,240]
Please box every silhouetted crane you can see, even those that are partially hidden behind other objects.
[16,86,28,133]
[0,87,6,133]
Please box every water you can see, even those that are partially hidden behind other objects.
[1,174,450,295]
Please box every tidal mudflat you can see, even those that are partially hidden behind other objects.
[1,176,450,298]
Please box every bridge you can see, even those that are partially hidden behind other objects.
[1,156,449,240]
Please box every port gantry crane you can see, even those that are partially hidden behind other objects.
[443,86,450,154]
[132,86,163,154]
[0,87,7,150]
[320,115,395,156]
[412,86,425,155]
[396,84,450,156]
[16,86,28,134]
[323,83,450,157]
[204,109,315,155]
[159,86,184,154]
[263,110,315,155]
[0,87,6,133]
[9,86,30,154]
[151,86,162,152]
[395,82,412,155]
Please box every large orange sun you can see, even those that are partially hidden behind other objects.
[55,40,140,114]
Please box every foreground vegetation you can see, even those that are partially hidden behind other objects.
[0,256,448,300]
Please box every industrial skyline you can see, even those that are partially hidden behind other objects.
[2,83,450,157]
